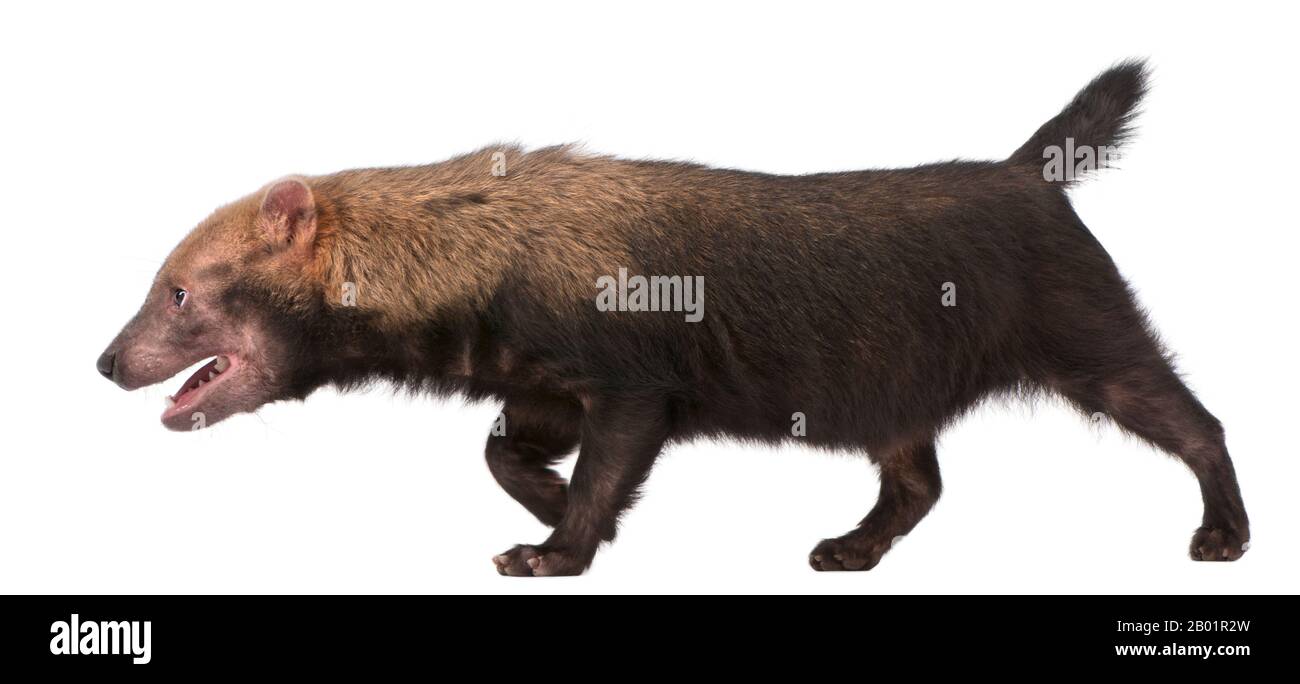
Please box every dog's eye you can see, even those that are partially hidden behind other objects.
[173,289,188,308]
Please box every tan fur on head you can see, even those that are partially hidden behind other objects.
[161,145,649,330]
[160,179,323,316]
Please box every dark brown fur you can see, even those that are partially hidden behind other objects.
[99,61,1248,575]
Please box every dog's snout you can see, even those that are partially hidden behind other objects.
[96,350,117,381]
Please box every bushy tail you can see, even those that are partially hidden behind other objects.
[1008,60,1149,183]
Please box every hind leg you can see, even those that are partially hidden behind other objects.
[1055,356,1249,561]
[485,395,581,527]
[810,438,942,571]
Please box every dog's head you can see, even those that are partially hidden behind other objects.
[97,179,329,430]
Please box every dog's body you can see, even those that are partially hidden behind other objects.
[98,61,1249,575]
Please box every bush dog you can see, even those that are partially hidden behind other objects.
[97,61,1249,575]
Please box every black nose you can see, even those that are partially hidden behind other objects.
[97,350,117,380]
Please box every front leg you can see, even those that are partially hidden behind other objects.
[494,394,668,576]
[485,396,582,527]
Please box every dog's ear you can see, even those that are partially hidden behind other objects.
[258,177,317,254]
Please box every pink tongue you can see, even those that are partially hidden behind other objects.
[176,358,218,398]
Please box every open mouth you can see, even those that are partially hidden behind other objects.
[161,354,239,421]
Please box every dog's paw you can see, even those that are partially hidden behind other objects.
[1189,526,1249,562]
[808,536,888,572]
[492,544,588,577]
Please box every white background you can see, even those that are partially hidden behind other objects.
[1,1,1296,594]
